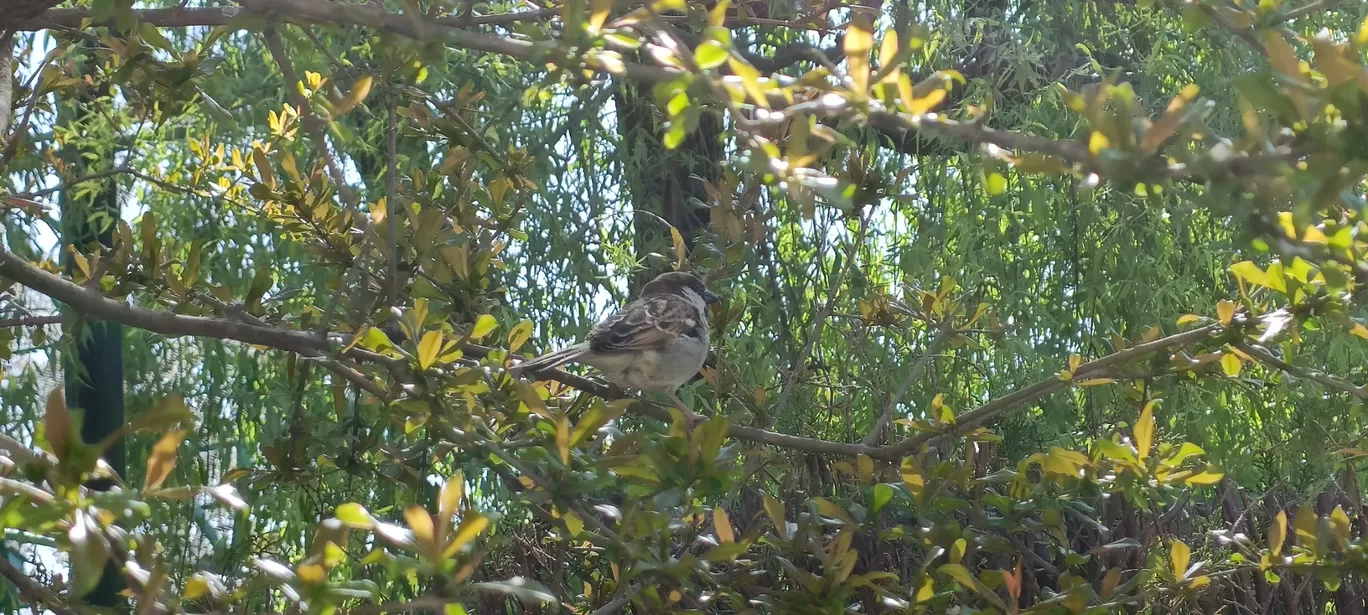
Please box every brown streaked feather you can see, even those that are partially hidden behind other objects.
[588,294,701,354]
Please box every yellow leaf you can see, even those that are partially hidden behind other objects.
[1176,314,1201,326]
[857,454,874,482]
[470,314,497,340]
[442,513,489,558]
[1294,506,1318,543]
[1356,14,1368,46]
[182,575,210,600]
[297,563,326,584]
[145,429,185,490]
[439,472,464,534]
[563,510,584,537]
[949,537,967,564]
[417,330,443,369]
[1075,378,1115,387]
[901,457,925,503]
[1220,353,1242,377]
[726,56,768,109]
[939,563,978,591]
[1101,567,1122,599]
[43,389,71,461]
[555,414,571,465]
[1216,299,1236,325]
[764,496,787,538]
[915,575,934,602]
[983,171,1008,195]
[878,30,900,75]
[1135,401,1155,460]
[1188,575,1211,589]
[714,508,734,544]
[844,12,875,93]
[405,505,435,548]
[1351,323,1368,340]
[1185,468,1224,485]
[1330,505,1351,546]
[908,88,947,114]
[1229,261,1269,289]
[332,75,373,117]
[670,226,687,270]
[1170,539,1191,577]
[1068,353,1082,372]
[588,0,612,31]
[1088,130,1111,155]
[508,320,534,353]
[707,0,730,27]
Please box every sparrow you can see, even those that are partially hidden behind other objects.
[513,271,721,418]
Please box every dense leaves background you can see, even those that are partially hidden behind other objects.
[0,0,1367,613]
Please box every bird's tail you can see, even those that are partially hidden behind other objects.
[512,342,589,377]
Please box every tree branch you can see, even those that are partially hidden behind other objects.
[887,322,1228,455]
[0,554,77,615]
[1236,341,1368,401]
[0,314,61,327]
[863,318,953,446]
[771,210,870,420]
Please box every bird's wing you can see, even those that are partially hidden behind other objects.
[588,295,701,354]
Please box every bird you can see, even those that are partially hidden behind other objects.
[512,271,721,420]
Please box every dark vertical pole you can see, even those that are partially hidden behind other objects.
[58,41,126,608]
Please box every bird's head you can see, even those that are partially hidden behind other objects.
[643,271,721,305]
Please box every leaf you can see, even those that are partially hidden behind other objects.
[1269,510,1287,555]
[949,538,967,564]
[695,40,729,69]
[555,414,571,465]
[438,472,464,538]
[405,505,435,552]
[562,510,584,537]
[764,496,787,538]
[901,457,926,503]
[1101,566,1122,598]
[1170,539,1191,578]
[330,75,374,117]
[844,11,875,93]
[336,503,375,529]
[983,171,1008,195]
[417,330,443,369]
[1135,400,1156,460]
[1230,261,1270,289]
[470,314,497,341]
[670,226,686,269]
[872,483,894,514]
[1294,506,1317,543]
[1220,353,1242,377]
[1330,505,1350,547]
[714,508,735,544]
[1160,442,1205,468]
[1185,468,1224,485]
[145,429,185,490]
[726,56,768,109]
[43,389,71,461]
[915,575,935,602]
[1176,314,1201,326]
[588,0,612,30]
[1217,299,1236,325]
[442,513,490,558]
[1089,130,1112,155]
[471,577,557,605]
[68,511,109,596]
[939,563,978,591]
[508,320,534,353]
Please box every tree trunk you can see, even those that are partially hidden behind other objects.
[58,40,126,607]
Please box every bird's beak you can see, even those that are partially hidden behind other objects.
[702,290,721,305]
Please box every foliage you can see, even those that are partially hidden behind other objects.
[0,0,1367,613]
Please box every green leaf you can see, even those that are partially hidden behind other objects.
[872,483,894,514]
[508,320,534,353]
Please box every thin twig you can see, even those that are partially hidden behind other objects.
[771,210,870,420]
[863,317,953,446]
[0,555,78,615]
[0,314,61,327]
[385,95,400,308]
[1236,342,1368,401]
[0,60,47,171]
